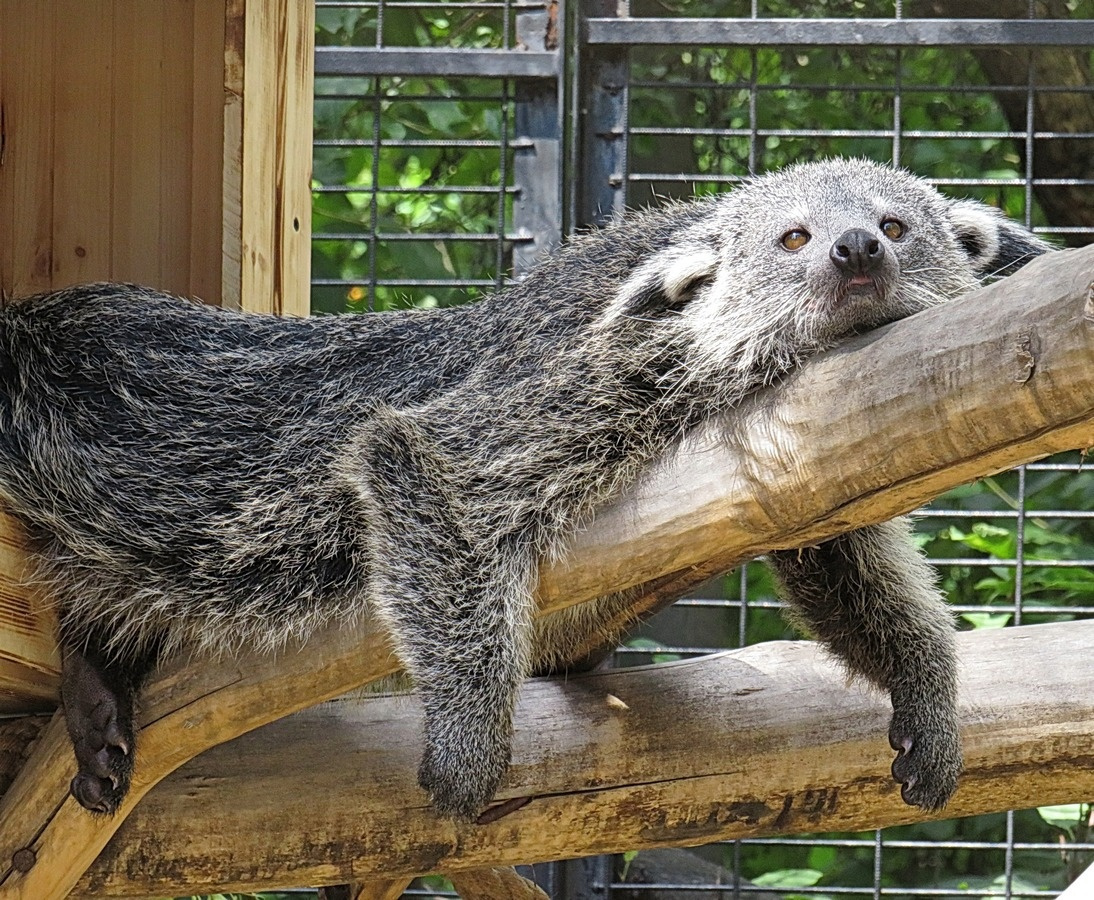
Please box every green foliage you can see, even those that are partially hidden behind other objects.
[628,40,1033,220]
[919,461,1094,626]
[624,636,684,664]
[312,6,511,314]
[417,873,458,896]
[1039,803,1092,838]
[719,808,1090,897]
[752,866,825,893]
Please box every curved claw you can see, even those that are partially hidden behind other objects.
[70,773,118,816]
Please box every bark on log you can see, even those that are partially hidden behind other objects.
[58,620,1094,897]
[0,246,1091,899]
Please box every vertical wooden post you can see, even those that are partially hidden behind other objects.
[222,0,314,316]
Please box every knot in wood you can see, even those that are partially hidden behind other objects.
[11,847,36,873]
[1013,328,1037,383]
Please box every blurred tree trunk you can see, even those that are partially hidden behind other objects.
[916,0,1094,242]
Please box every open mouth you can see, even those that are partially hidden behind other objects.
[829,274,886,311]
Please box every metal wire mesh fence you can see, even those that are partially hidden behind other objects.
[308,1,1094,897]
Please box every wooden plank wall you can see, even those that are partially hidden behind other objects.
[0,0,315,711]
[0,529,57,714]
[0,0,226,303]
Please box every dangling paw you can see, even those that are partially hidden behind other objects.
[888,709,962,811]
[61,650,136,815]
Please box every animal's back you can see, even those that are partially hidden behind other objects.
[0,284,488,652]
[0,204,694,652]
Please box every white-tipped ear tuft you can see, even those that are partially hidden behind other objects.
[946,199,1052,277]
[603,245,719,324]
[946,199,1003,273]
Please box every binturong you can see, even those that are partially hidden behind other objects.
[0,158,1051,821]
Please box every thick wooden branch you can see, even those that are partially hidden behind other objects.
[539,243,1094,613]
[0,246,1091,899]
[55,621,1094,897]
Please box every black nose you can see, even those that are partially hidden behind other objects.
[830,228,884,276]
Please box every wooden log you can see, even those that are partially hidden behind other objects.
[348,881,413,900]
[0,234,1091,900]
[55,621,1094,897]
[0,716,46,799]
[449,868,550,900]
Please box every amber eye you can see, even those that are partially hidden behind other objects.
[780,229,811,251]
[881,218,906,241]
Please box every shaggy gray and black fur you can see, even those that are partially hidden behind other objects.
[0,159,1050,820]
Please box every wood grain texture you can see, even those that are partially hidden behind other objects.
[110,1,164,289]
[0,1,230,303]
[156,0,197,300]
[0,716,46,799]
[221,0,246,309]
[53,620,1094,896]
[51,0,113,288]
[0,523,59,711]
[224,0,314,315]
[190,0,228,305]
[12,6,56,298]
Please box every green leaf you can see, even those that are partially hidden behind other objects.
[753,868,824,888]
[961,612,1012,629]
[1037,803,1087,834]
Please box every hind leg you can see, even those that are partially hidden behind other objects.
[59,632,158,814]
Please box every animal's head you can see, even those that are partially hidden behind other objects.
[604,158,1051,374]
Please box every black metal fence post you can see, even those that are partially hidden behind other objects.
[575,0,630,229]
[513,1,566,276]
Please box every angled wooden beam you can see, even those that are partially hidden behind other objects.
[57,620,1094,896]
[450,869,550,900]
[0,246,1091,899]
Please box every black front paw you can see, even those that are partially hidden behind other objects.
[61,652,137,815]
[888,711,962,811]
[65,695,134,815]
